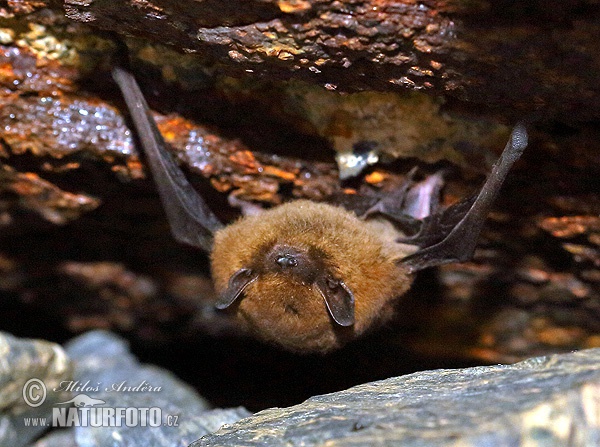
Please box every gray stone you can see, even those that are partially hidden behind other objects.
[65,331,209,415]
[196,349,600,447]
[63,330,251,446]
[69,407,251,447]
[31,429,78,447]
[0,332,72,447]
[189,407,253,437]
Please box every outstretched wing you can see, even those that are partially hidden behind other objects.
[400,124,528,273]
[112,66,223,252]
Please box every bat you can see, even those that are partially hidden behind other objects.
[112,65,528,353]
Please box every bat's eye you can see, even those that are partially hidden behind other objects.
[276,254,298,268]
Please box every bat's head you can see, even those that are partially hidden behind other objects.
[210,200,412,353]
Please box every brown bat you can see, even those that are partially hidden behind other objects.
[112,66,528,353]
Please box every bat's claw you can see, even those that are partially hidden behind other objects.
[510,123,528,156]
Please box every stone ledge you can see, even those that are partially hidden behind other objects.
[195,348,600,446]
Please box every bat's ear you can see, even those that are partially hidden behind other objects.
[315,276,355,327]
[215,268,258,309]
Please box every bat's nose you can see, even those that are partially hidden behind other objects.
[276,254,298,268]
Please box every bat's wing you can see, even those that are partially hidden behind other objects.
[337,167,429,236]
[400,124,528,273]
[399,195,476,247]
[112,66,223,252]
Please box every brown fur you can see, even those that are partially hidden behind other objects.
[211,200,414,353]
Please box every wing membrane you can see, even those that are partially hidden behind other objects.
[401,124,528,272]
[112,66,223,251]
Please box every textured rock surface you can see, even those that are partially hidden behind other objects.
[31,430,78,447]
[0,332,72,447]
[54,0,600,122]
[65,330,213,446]
[22,330,251,447]
[196,348,600,446]
[30,406,252,446]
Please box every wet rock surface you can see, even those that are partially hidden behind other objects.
[196,348,600,447]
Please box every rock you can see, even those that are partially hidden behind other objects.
[30,407,251,447]
[0,332,72,447]
[30,430,78,447]
[62,330,250,446]
[29,408,252,447]
[64,330,209,410]
[0,164,101,225]
[183,407,252,439]
[55,0,600,122]
[196,348,600,447]
[279,84,510,176]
